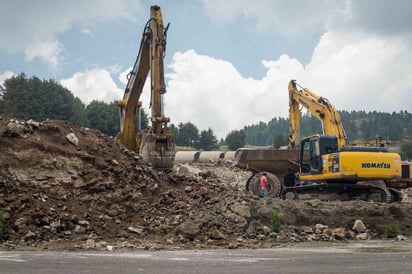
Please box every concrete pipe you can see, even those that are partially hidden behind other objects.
[174,151,200,163]
[198,151,225,163]
[223,151,236,161]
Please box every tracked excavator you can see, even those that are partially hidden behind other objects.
[235,80,403,202]
[117,5,175,170]
[282,80,402,202]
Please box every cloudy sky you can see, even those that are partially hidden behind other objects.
[0,0,411,138]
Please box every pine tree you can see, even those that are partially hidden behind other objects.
[225,129,246,150]
[197,128,218,151]
[176,122,199,147]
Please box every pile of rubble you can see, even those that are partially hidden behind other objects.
[1,117,412,251]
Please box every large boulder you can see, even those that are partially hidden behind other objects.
[175,221,201,240]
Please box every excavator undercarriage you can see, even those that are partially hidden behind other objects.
[280,182,402,203]
[242,167,404,203]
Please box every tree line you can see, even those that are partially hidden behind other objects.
[0,73,220,150]
[1,73,411,158]
[0,73,123,137]
[244,111,412,147]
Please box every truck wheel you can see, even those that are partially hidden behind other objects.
[246,172,281,198]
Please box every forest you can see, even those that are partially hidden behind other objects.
[244,111,412,147]
[1,73,411,158]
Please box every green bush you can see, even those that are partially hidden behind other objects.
[384,223,400,238]
[269,209,281,233]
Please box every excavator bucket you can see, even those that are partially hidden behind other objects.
[139,133,175,170]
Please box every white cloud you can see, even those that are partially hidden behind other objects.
[202,0,412,37]
[164,33,411,138]
[304,32,411,112]
[119,68,132,85]
[60,69,124,105]
[0,0,143,67]
[24,40,63,68]
[60,67,151,110]
[335,0,412,36]
[202,0,347,34]
[166,50,303,138]
[59,28,412,139]
[41,0,411,140]
[0,70,16,86]
[81,29,95,39]
[106,64,122,75]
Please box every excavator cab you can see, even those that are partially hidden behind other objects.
[300,135,339,175]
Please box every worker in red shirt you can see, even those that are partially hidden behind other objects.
[260,172,268,198]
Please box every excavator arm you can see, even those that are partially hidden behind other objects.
[288,80,347,149]
[117,5,175,169]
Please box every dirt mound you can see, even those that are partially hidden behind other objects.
[1,117,412,251]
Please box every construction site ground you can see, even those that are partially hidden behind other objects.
[1,117,412,252]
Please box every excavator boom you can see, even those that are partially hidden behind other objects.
[117,5,175,170]
[288,80,347,149]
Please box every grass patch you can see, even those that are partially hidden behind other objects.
[175,146,197,151]
[384,222,400,238]
[269,209,281,233]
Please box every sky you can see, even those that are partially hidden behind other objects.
[0,0,411,138]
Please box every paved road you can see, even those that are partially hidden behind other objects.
[1,240,412,274]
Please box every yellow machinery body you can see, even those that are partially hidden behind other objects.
[299,135,402,182]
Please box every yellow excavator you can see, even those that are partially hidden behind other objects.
[235,80,403,202]
[281,80,402,202]
[117,5,175,170]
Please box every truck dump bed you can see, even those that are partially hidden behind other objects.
[234,148,300,176]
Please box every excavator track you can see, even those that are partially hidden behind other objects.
[280,183,395,203]
[388,188,403,202]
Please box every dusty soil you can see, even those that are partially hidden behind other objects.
[1,117,412,251]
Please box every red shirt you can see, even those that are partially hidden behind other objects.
[260,175,268,190]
